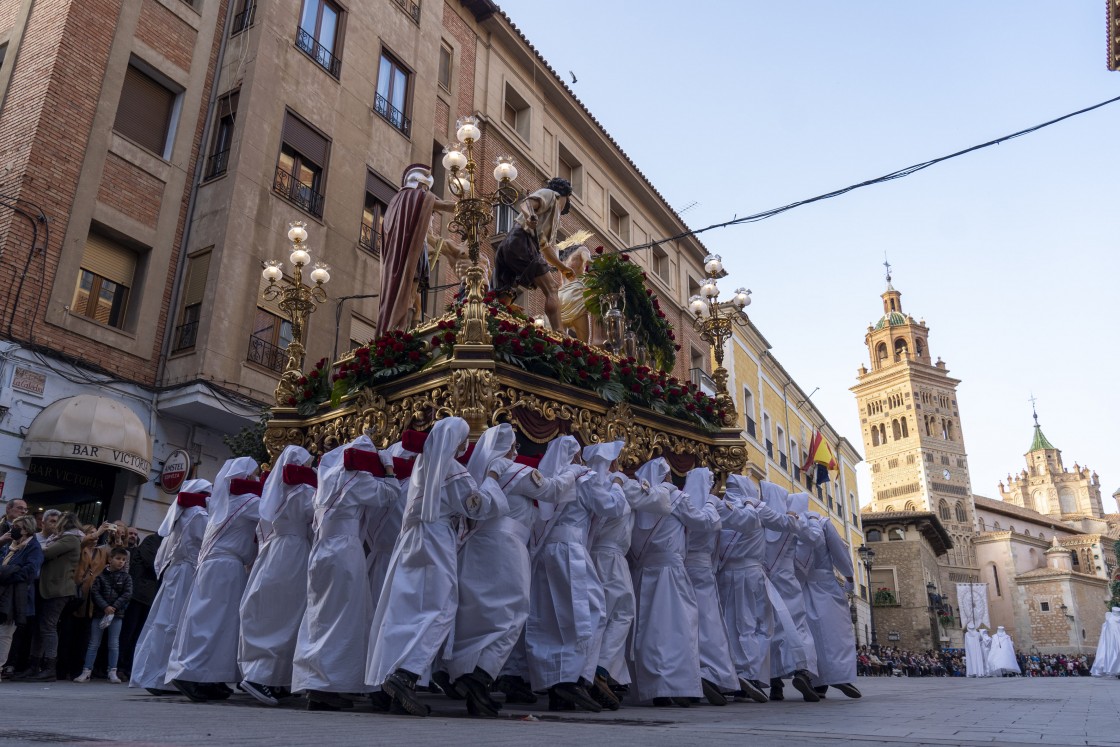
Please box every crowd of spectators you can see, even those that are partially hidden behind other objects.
[857,645,1094,678]
[0,498,161,683]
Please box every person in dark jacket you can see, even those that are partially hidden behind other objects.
[16,511,82,681]
[74,547,132,683]
[118,528,161,677]
[0,516,44,675]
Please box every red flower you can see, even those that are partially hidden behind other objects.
[588,354,600,365]
[431,338,441,348]
[578,370,589,380]
[287,397,297,406]
[392,342,404,353]
[555,351,567,363]
[494,334,508,345]
[674,344,682,351]
[403,333,414,342]
[408,350,421,361]
[519,328,530,339]
[532,342,545,354]
[511,340,523,353]
[309,369,319,378]
[646,289,653,296]
[303,388,313,398]
[619,254,630,262]
[595,246,604,254]
[443,332,456,344]
[298,376,308,385]
[685,403,696,412]
[620,366,632,376]
[488,307,499,316]
[630,383,643,393]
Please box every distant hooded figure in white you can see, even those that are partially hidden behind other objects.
[362,439,415,611]
[365,417,508,717]
[797,510,861,699]
[762,484,822,702]
[1091,607,1120,677]
[986,626,1020,676]
[964,624,987,677]
[629,461,720,706]
[166,457,261,701]
[681,467,739,705]
[237,445,316,706]
[291,435,399,710]
[129,478,211,694]
[524,438,628,713]
[448,424,578,717]
[714,474,802,703]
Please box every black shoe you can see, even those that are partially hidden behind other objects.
[11,658,40,681]
[548,689,576,711]
[738,678,768,704]
[769,678,785,701]
[201,682,232,700]
[792,671,820,703]
[307,690,354,710]
[551,681,602,712]
[369,691,393,712]
[145,687,179,696]
[382,670,431,717]
[455,668,501,717]
[308,696,342,711]
[652,697,673,707]
[834,682,862,699]
[431,669,465,700]
[240,680,279,707]
[701,678,728,706]
[28,658,56,682]
[171,679,209,703]
[671,697,691,708]
[590,675,621,710]
[495,675,537,704]
[814,685,828,698]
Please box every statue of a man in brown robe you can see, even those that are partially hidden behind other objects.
[376,164,455,336]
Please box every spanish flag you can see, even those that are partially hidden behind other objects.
[800,430,837,485]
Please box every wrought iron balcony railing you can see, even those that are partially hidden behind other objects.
[359,221,379,255]
[273,166,324,218]
[231,3,255,35]
[296,27,341,78]
[172,320,198,352]
[374,93,411,136]
[745,416,756,439]
[206,149,229,179]
[390,0,421,23]
[247,335,287,373]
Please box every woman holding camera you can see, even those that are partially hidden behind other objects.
[0,515,45,676]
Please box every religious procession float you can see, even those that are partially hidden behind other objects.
[260,117,750,484]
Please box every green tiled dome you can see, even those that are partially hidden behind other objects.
[874,311,908,330]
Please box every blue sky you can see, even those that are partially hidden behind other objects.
[498,1,1120,507]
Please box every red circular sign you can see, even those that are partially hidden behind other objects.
[159,449,191,494]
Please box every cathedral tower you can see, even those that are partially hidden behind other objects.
[852,268,978,571]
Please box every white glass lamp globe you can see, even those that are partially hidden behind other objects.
[310,263,331,284]
[703,253,723,276]
[688,295,706,317]
[287,223,308,244]
[290,248,311,267]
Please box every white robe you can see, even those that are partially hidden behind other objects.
[1091,609,1120,677]
[447,461,574,680]
[715,501,799,683]
[292,475,399,693]
[363,479,406,614]
[588,475,636,686]
[964,628,986,677]
[685,516,739,693]
[765,512,822,678]
[630,489,719,701]
[165,494,259,684]
[129,509,206,690]
[525,467,624,690]
[365,464,506,687]
[986,629,1020,675]
[799,518,858,687]
[238,486,314,686]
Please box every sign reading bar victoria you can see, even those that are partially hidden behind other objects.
[159,449,191,494]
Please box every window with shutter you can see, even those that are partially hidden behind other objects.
[206,91,239,180]
[72,231,138,329]
[274,111,329,217]
[173,251,210,351]
[360,171,395,255]
[349,316,377,349]
[375,52,412,136]
[114,64,177,157]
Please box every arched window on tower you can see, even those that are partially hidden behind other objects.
[904,501,915,511]
[955,502,966,522]
[978,517,986,531]
[879,424,887,443]
[894,338,908,361]
[945,420,954,441]
[916,338,924,357]
[876,343,888,367]
[925,416,933,436]
[900,418,909,438]
[892,420,902,441]
[990,563,1001,597]
[871,427,880,447]
[941,419,949,439]
[938,500,950,521]
[866,529,882,542]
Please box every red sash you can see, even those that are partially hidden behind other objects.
[393,457,415,479]
[283,463,318,488]
[176,491,208,508]
[344,447,386,476]
[229,478,263,497]
[402,429,428,454]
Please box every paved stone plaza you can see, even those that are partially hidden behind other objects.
[1,676,1118,746]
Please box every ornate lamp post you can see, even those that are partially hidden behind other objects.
[687,253,751,427]
[260,221,330,406]
[858,544,879,652]
[440,115,519,346]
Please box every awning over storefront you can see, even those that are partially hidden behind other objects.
[19,395,153,479]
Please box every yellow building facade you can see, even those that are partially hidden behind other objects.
[722,315,871,643]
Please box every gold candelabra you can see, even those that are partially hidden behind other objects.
[260,221,331,407]
[687,253,752,428]
[440,115,519,346]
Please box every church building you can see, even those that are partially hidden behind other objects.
[853,270,1115,654]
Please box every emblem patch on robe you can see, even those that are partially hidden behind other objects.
[530,469,544,487]
[466,494,482,514]
[640,479,651,493]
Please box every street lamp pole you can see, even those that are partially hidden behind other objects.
[687,254,751,428]
[858,544,879,652]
